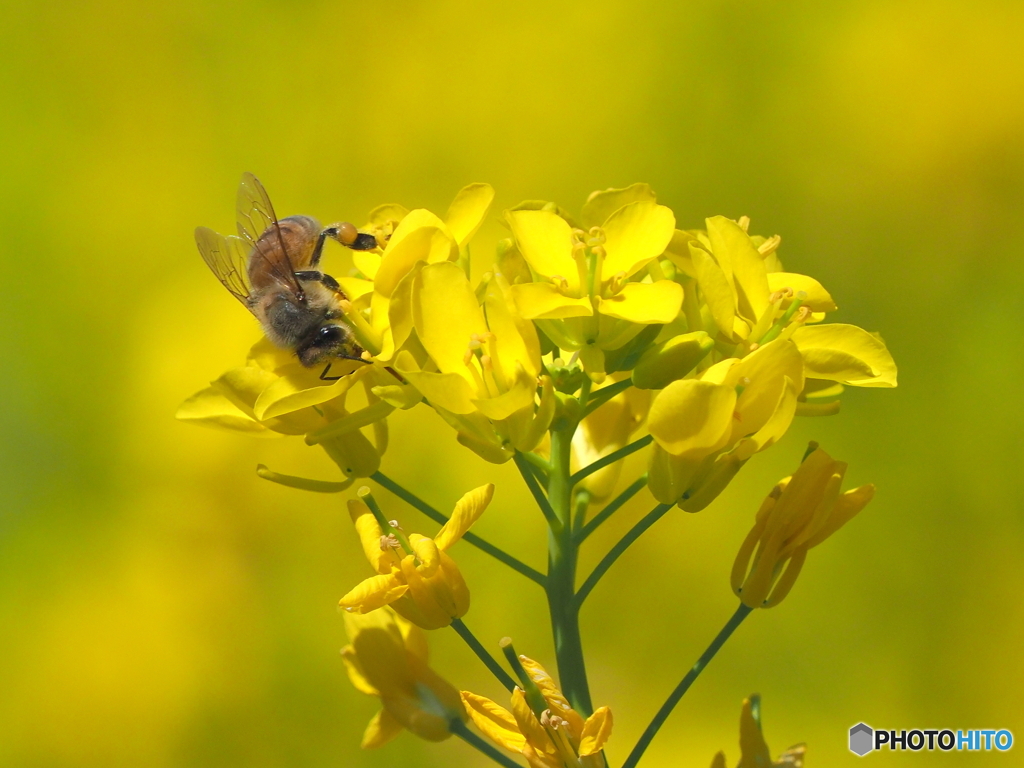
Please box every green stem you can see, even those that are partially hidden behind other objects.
[575,474,648,543]
[371,472,546,588]
[572,489,591,537]
[580,377,633,419]
[570,435,653,487]
[513,452,560,527]
[621,604,754,768]
[545,426,594,716]
[451,618,516,692]
[576,502,673,605]
[450,719,522,768]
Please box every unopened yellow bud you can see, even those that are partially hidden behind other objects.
[632,331,713,389]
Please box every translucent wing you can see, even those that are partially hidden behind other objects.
[195,226,255,310]
[235,172,304,295]
[236,172,278,246]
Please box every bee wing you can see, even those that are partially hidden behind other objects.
[195,225,255,310]
[235,172,304,296]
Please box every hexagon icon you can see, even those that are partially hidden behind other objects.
[849,723,874,756]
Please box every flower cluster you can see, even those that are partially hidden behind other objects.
[180,179,896,767]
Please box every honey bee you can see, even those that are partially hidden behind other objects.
[195,173,377,380]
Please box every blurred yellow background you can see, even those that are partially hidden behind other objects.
[1,1,1022,766]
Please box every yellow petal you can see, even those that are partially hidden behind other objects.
[484,273,542,380]
[399,368,478,414]
[375,209,458,298]
[510,688,557,757]
[461,691,527,751]
[792,324,898,387]
[446,183,495,247]
[767,272,836,312]
[176,385,267,434]
[737,697,772,768]
[510,282,594,320]
[340,646,379,696]
[361,708,404,749]
[506,209,580,292]
[601,201,676,279]
[802,483,874,549]
[253,362,363,420]
[690,243,736,336]
[474,364,537,421]
[648,380,736,458]
[349,498,401,574]
[435,484,494,550]
[412,262,488,378]
[581,183,657,229]
[728,339,805,442]
[706,216,770,323]
[579,707,613,756]
[339,572,408,614]
[597,280,683,325]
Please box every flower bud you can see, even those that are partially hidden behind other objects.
[631,331,713,389]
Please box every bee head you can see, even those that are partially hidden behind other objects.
[297,324,363,367]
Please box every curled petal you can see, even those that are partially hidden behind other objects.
[767,272,836,312]
[435,484,494,551]
[792,324,897,387]
[690,244,736,336]
[579,707,614,756]
[375,209,458,297]
[706,216,770,323]
[339,573,408,614]
[413,262,489,377]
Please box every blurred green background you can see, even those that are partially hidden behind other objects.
[1,0,1022,766]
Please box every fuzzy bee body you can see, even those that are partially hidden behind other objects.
[195,174,378,376]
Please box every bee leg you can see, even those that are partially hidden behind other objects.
[294,270,345,296]
[310,226,341,267]
[319,363,342,381]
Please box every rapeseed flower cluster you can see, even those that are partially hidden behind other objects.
[180,177,896,766]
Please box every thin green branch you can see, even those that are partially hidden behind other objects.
[580,377,633,418]
[371,472,546,588]
[621,604,754,768]
[576,501,673,605]
[575,474,648,543]
[450,719,523,768]
[451,618,516,692]
[570,435,653,487]
[571,489,592,537]
[513,452,560,528]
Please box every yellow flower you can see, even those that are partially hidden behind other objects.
[341,606,465,748]
[731,445,874,608]
[392,262,551,462]
[461,654,613,768]
[339,484,493,629]
[504,184,681,378]
[710,695,806,768]
[176,338,388,486]
[325,183,495,363]
[647,339,803,509]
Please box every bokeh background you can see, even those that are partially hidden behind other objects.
[2,1,1022,766]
